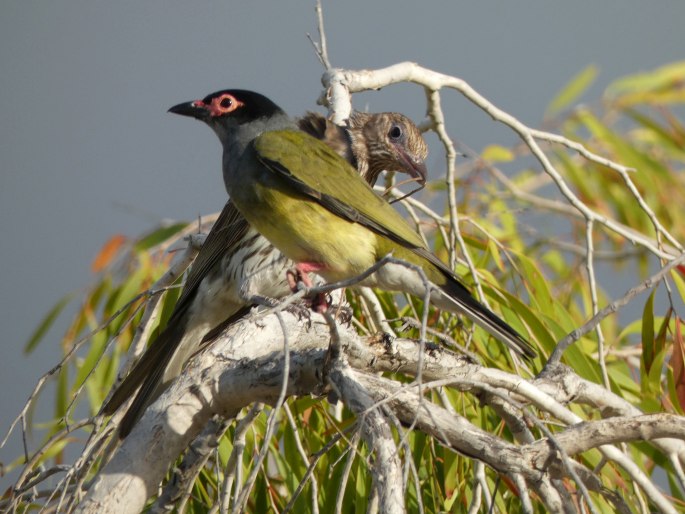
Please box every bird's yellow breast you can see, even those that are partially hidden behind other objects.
[234,184,377,282]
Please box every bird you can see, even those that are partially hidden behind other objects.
[168,88,536,361]
[102,109,429,437]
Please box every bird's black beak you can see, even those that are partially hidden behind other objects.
[168,100,209,120]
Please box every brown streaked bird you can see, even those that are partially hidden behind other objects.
[102,110,428,437]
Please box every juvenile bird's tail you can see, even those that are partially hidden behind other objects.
[101,320,187,438]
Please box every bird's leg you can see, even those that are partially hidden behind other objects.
[287,262,330,313]
[238,278,280,309]
[238,276,312,323]
[329,289,353,324]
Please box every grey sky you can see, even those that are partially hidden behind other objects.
[1,0,684,486]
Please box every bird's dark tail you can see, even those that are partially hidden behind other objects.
[101,306,254,439]
[101,321,186,438]
[439,273,536,360]
[407,246,535,359]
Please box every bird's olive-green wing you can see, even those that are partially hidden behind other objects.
[254,130,426,251]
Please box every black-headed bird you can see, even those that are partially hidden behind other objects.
[168,89,535,359]
[103,109,429,437]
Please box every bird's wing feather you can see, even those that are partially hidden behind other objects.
[172,201,250,317]
[255,131,466,283]
[101,321,181,417]
[101,202,251,427]
[254,130,535,359]
[254,130,426,250]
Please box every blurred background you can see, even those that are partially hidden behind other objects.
[1,0,684,487]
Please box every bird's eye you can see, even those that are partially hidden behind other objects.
[389,125,403,140]
[206,93,243,117]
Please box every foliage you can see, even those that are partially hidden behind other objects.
[4,61,685,513]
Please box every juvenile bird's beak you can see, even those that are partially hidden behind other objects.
[386,149,428,204]
[395,147,428,185]
[411,160,428,185]
[168,100,209,120]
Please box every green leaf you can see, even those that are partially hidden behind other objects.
[607,61,685,99]
[606,360,641,403]
[646,347,668,400]
[671,269,685,305]
[54,365,69,429]
[355,445,371,512]
[134,222,188,252]
[499,292,552,356]
[24,292,75,353]
[517,252,554,318]
[217,427,233,467]
[254,468,269,513]
[624,108,685,157]
[105,258,150,322]
[72,321,108,401]
[547,64,599,116]
[655,309,673,363]
[641,291,656,375]
[481,144,514,163]
[563,337,603,384]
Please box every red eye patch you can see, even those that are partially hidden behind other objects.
[193,94,244,117]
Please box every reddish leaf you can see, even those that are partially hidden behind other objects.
[499,473,520,496]
[670,317,685,412]
[91,234,127,272]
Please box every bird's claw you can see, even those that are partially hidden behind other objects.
[247,294,279,308]
[329,304,353,324]
[285,302,313,326]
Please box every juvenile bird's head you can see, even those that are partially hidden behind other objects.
[168,89,291,141]
[298,111,429,187]
[347,112,428,186]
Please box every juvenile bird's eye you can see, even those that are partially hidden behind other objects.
[220,97,233,109]
[389,125,403,140]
